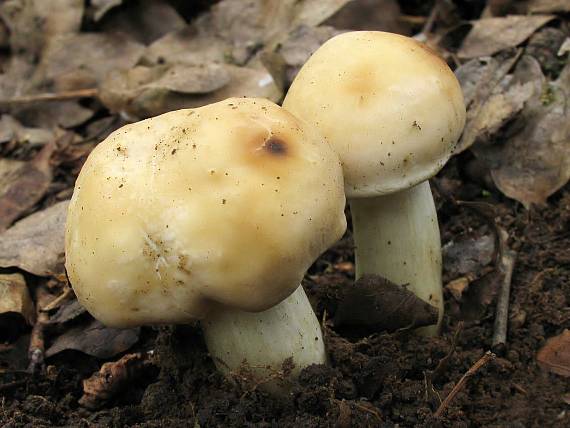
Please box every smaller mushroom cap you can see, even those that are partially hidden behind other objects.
[283,31,466,198]
[65,98,346,327]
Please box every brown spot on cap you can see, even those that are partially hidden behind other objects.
[263,137,287,156]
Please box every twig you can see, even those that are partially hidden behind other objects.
[492,249,517,348]
[0,380,27,393]
[0,88,98,106]
[434,351,495,418]
[27,286,52,374]
[41,286,73,312]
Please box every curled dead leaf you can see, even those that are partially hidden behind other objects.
[0,200,69,276]
[458,15,555,58]
[0,142,55,231]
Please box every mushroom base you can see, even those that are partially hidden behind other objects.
[350,180,443,336]
[201,285,326,394]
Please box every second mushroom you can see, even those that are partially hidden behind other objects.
[284,31,466,335]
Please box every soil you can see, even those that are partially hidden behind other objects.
[1,157,569,427]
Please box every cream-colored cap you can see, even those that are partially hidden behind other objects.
[283,31,466,198]
[65,98,346,327]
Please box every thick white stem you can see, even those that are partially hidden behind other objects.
[350,181,443,336]
[201,285,326,394]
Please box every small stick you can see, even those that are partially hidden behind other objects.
[28,286,53,374]
[0,88,98,106]
[41,286,73,312]
[434,351,495,418]
[492,249,517,348]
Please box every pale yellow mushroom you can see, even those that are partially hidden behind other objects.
[284,31,466,335]
[65,97,346,388]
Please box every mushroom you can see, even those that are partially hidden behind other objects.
[283,31,466,335]
[65,97,346,390]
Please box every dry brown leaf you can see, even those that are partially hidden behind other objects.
[527,0,570,13]
[91,0,123,21]
[45,319,140,359]
[12,101,94,129]
[537,329,570,377]
[79,352,154,409]
[100,0,185,45]
[0,115,54,146]
[0,142,56,231]
[47,299,86,325]
[455,55,521,153]
[0,0,83,57]
[269,25,342,87]
[144,27,229,67]
[0,273,34,325]
[0,200,69,276]
[474,57,570,207]
[458,15,555,58]
[100,63,280,119]
[34,32,145,92]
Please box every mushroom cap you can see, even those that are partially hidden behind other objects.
[283,31,466,198]
[65,98,346,327]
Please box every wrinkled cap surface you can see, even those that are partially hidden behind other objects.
[283,31,466,198]
[65,98,346,327]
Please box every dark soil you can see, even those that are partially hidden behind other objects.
[1,160,569,427]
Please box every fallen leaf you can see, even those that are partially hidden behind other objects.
[0,115,54,146]
[474,57,570,207]
[90,0,123,21]
[334,274,439,333]
[527,0,570,13]
[47,299,87,325]
[269,25,342,87]
[537,329,570,377]
[79,352,155,409]
[0,0,83,58]
[45,319,140,359]
[99,0,185,45]
[0,200,69,276]
[0,142,56,231]
[33,32,145,92]
[443,234,495,278]
[458,15,555,58]
[100,63,280,119]
[12,101,94,129]
[455,54,521,153]
[0,273,34,325]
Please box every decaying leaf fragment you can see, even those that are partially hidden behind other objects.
[0,142,56,231]
[474,57,570,207]
[0,200,69,276]
[0,273,34,326]
[45,319,140,359]
[100,63,280,119]
[79,352,155,409]
[458,15,555,58]
[334,274,438,333]
[537,329,570,377]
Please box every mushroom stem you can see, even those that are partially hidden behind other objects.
[201,285,326,393]
[350,180,443,336]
